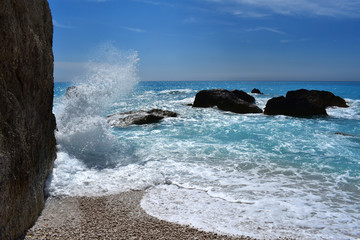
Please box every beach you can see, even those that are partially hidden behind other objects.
[24,190,255,240]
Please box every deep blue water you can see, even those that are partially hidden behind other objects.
[51,80,360,239]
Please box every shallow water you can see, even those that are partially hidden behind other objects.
[51,63,360,239]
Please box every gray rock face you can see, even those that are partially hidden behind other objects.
[192,89,263,114]
[0,0,56,239]
[108,109,178,127]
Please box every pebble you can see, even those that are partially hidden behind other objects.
[24,191,258,240]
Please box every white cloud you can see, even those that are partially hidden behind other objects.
[280,38,310,43]
[122,27,147,33]
[246,27,286,35]
[232,10,269,18]
[183,17,197,24]
[53,20,74,29]
[207,0,360,18]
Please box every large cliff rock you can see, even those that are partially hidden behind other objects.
[0,0,56,238]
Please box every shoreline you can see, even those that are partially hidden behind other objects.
[24,190,255,240]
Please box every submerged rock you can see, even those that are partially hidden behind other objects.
[334,132,355,137]
[192,89,262,114]
[0,0,56,238]
[251,88,263,94]
[107,109,178,127]
[65,86,78,98]
[264,89,348,117]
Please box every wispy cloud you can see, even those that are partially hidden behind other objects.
[132,0,175,7]
[206,0,360,18]
[53,20,74,29]
[280,38,310,43]
[122,27,147,33]
[232,10,269,18]
[183,17,197,24]
[246,27,286,35]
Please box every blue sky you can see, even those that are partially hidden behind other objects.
[50,0,360,82]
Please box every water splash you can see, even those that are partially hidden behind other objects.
[55,43,139,168]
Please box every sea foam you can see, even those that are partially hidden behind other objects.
[50,73,360,239]
[49,44,140,193]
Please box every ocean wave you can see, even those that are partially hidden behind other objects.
[51,78,360,239]
[158,89,195,95]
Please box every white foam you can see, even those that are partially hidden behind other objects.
[142,184,360,240]
[327,99,360,120]
[48,43,141,193]
[50,76,360,239]
[46,151,167,196]
[171,97,195,105]
[158,89,195,95]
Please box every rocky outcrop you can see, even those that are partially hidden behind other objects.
[107,109,178,127]
[286,89,348,108]
[0,0,56,239]
[192,89,262,114]
[264,89,348,117]
[251,88,263,94]
[232,90,256,104]
[264,96,327,117]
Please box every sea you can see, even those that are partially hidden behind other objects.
[49,49,360,240]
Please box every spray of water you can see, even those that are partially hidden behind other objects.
[56,43,139,169]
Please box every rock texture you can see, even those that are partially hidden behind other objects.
[264,89,348,117]
[286,89,348,108]
[107,109,178,127]
[0,0,56,239]
[264,96,327,117]
[193,89,262,114]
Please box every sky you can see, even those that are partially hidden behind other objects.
[50,0,360,82]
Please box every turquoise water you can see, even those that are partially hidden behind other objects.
[51,80,360,239]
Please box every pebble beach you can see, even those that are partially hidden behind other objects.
[24,191,256,240]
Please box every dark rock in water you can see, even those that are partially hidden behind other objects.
[286,89,348,108]
[334,132,355,137]
[0,0,56,239]
[147,109,178,117]
[264,96,327,117]
[192,89,262,114]
[65,86,78,98]
[264,89,348,118]
[232,90,256,104]
[132,114,164,125]
[107,109,178,127]
[251,88,263,94]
